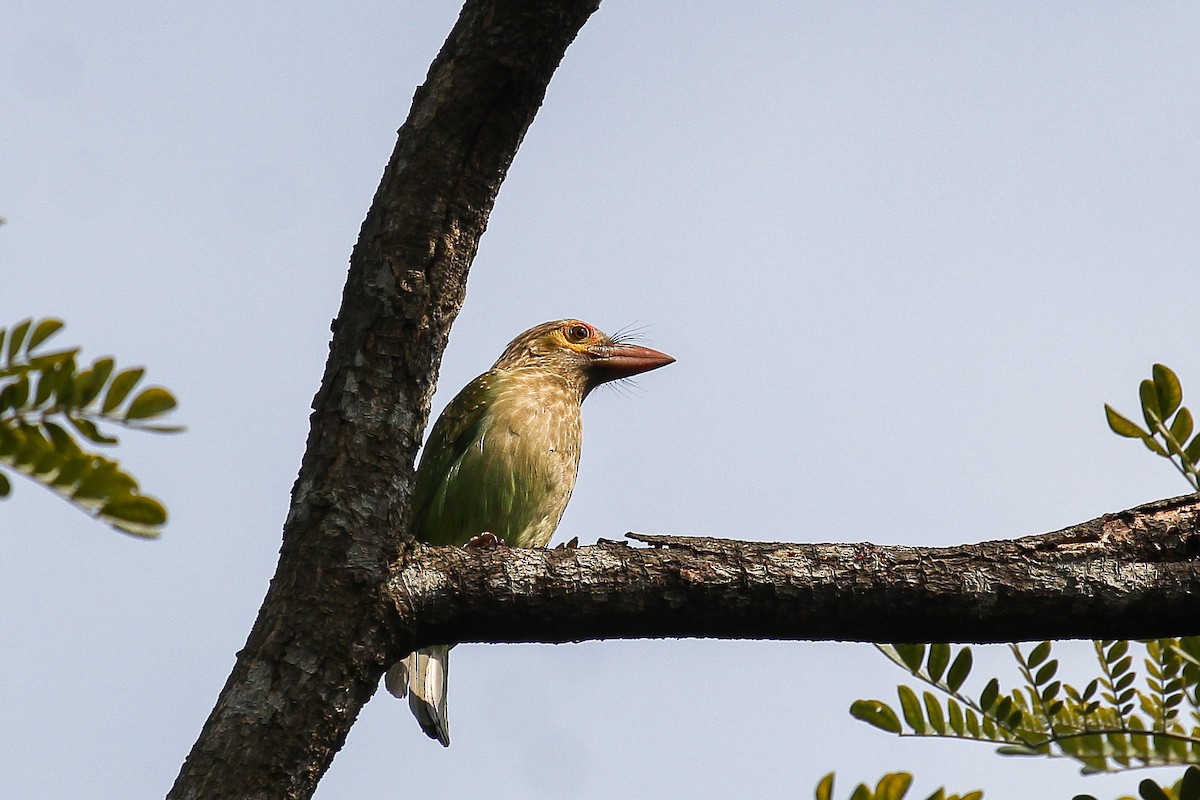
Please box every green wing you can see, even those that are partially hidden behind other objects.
[408,372,496,545]
[408,368,575,548]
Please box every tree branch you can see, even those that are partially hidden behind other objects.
[169,0,1199,797]
[388,493,1200,647]
[168,2,601,799]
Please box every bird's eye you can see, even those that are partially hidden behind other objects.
[565,323,591,343]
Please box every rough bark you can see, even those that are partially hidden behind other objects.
[388,493,1200,647]
[168,2,602,799]
[169,0,1200,797]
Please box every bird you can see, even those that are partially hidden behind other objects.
[385,319,674,746]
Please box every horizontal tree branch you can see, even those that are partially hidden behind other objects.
[388,493,1200,647]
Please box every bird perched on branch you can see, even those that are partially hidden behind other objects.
[386,319,674,746]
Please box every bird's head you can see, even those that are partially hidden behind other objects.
[492,319,674,399]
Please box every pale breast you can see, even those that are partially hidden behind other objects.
[484,370,583,548]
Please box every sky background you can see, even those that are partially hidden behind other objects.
[4,2,1200,798]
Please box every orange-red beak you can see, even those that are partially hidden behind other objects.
[586,342,675,385]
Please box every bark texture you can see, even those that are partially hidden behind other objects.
[388,493,1200,648]
[169,0,1200,797]
[168,2,602,798]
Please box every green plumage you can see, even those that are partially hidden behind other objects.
[409,366,582,549]
[387,319,673,746]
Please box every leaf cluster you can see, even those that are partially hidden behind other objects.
[853,639,1200,779]
[0,317,181,537]
[1106,365,1200,491]
[815,772,981,800]
[1075,765,1200,800]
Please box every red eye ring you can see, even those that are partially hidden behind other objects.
[565,323,591,343]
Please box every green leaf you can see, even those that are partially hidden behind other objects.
[67,415,118,446]
[89,358,115,399]
[26,318,64,351]
[100,495,167,535]
[898,685,925,733]
[993,696,1016,724]
[964,708,981,738]
[1141,436,1168,456]
[947,697,965,735]
[1130,730,1150,760]
[875,773,913,800]
[1177,637,1200,661]
[1170,407,1194,448]
[102,367,144,413]
[923,691,946,733]
[1180,766,1200,800]
[815,772,834,800]
[0,469,10,497]
[947,648,973,692]
[892,643,925,673]
[0,422,16,456]
[1105,404,1149,438]
[7,318,31,363]
[33,445,61,477]
[41,421,81,456]
[1153,364,1183,420]
[1138,779,1171,800]
[927,643,950,683]
[850,700,902,734]
[1034,660,1059,686]
[72,459,136,501]
[980,678,1000,711]
[6,374,30,409]
[73,361,113,407]
[1185,435,1200,466]
[51,358,76,407]
[15,422,51,470]
[1141,379,1163,428]
[1027,641,1052,668]
[124,387,177,420]
[32,368,58,407]
[996,744,1040,756]
[51,455,89,488]
[27,347,78,371]
[815,773,834,800]
[131,423,186,434]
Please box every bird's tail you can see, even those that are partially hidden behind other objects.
[385,645,451,747]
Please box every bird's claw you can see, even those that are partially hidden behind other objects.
[465,532,505,549]
[553,536,580,550]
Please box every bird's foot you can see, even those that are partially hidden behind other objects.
[553,536,580,550]
[465,532,505,549]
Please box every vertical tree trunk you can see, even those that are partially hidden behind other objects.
[168,2,601,798]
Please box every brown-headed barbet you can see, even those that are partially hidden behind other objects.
[385,319,674,745]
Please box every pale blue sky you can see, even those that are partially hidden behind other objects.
[4,3,1199,798]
